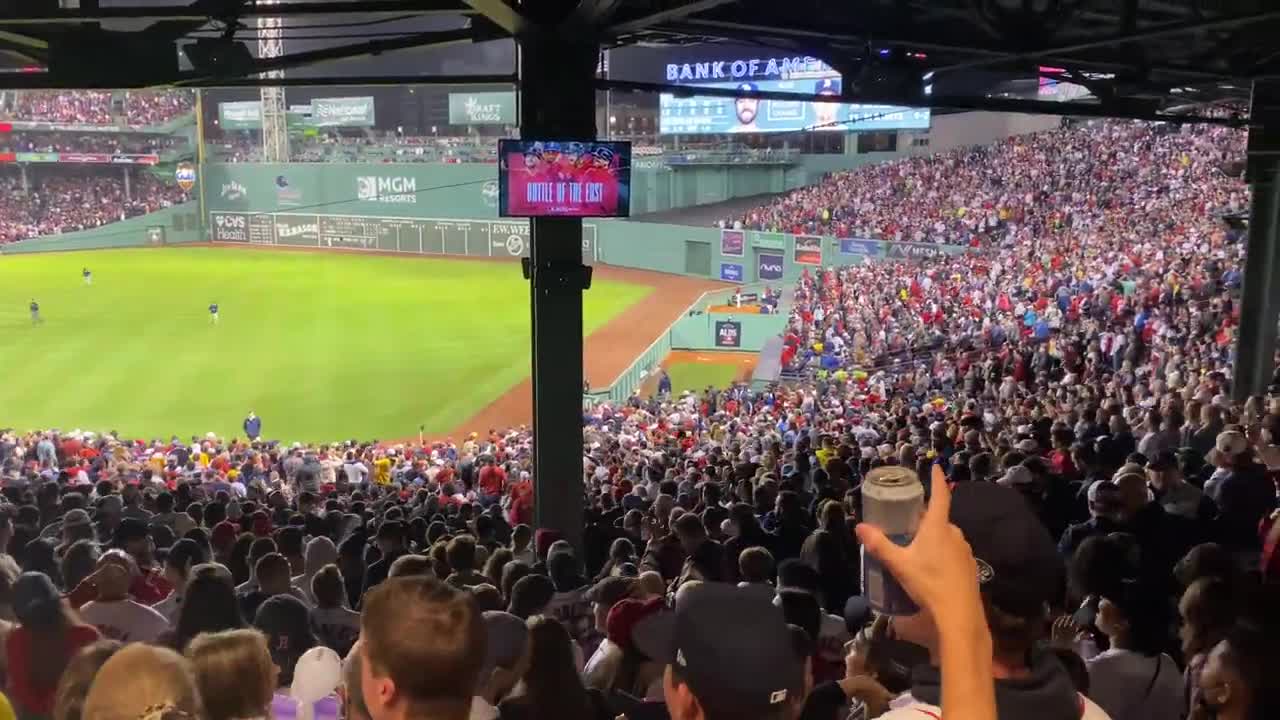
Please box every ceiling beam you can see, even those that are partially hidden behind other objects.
[608,0,741,37]
[0,2,471,25]
[932,8,1280,74]
[461,0,529,35]
[599,78,1246,126]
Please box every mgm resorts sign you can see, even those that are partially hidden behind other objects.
[356,176,418,204]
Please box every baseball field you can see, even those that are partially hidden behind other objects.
[0,246,717,442]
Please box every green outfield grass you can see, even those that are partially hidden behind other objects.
[663,360,742,397]
[0,247,651,441]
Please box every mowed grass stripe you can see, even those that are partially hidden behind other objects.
[0,247,650,440]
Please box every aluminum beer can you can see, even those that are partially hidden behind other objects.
[860,466,925,615]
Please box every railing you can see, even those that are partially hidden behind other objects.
[583,287,719,408]
[582,283,778,409]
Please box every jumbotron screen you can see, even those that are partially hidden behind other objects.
[497,139,631,218]
[660,76,930,134]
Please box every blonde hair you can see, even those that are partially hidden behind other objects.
[54,640,124,720]
[81,644,203,720]
[185,629,275,720]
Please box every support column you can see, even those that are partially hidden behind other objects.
[123,167,132,203]
[519,31,598,550]
[1233,81,1280,400]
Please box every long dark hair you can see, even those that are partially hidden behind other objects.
[172,573,245,652]
[518,617,593,720]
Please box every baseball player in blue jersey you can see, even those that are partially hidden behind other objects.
[209,302,219,324]
[29,299,41,325]
[83,267,92,285]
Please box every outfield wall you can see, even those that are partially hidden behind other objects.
[0,203,203,254]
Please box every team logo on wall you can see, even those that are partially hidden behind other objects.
[505,235,526,255]
[220,181,247,200]
[275,175,302,205]
[174,162,196,192]
[482,180,500,208]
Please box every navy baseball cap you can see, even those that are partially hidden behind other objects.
[633,583,804,715]
[815,78,839,95]
[736,82,758,94]
[949,482,1063,617]
[592,145,615,162]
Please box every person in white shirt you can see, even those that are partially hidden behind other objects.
[309,565,360,656]
[1079,584,1184,720]
[79,550,169,643]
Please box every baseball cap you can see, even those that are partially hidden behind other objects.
[736,82,758,94]
[13,572,62,626]
[1146,449,1178,471]
[948,482,1062,617]
[1208,430,1249,465]
[633,583,804,715]
[996,465,1034,487]
[606,596,663,647]
[211,520,239,550]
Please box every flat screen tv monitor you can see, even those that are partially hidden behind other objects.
[498,139,631,218]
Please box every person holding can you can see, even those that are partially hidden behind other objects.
[857,466,1110,720]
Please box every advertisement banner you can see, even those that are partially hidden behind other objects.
[273,213,320,246]
[210,211,249,242]
[218,101,262,130]
[714,320,742,348]
[110,154,160,165]
[175,161,197,191]
[720,228,744,257]
[839,238,881,257]
[57,153,112,163]
[886,242,949,260]
[752,232,787,250]
[11,152,56,162]
[719,263,744,282]
[311,97,376,127]
[0,152,13,163]
[757,252,784,280]
[448,91,517,125]
[794,235,822,265]
[498,140,631,218]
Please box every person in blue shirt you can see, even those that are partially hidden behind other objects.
[657,369,673,398]
[208,302,219,324]
[82,267,92,285]
[29,299,41,325]
[243,411,262,440]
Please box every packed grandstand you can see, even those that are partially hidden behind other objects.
[2,112,1279,720]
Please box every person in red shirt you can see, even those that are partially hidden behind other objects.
[113,518,172,605]
[7,572,101,719]
[508,473,534,527]
[476,457,507,508]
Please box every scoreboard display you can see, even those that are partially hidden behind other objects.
[497,139,631,218]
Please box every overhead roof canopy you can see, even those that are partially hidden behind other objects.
[0,0,1272,123]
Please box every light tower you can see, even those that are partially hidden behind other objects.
[257,0,289,162]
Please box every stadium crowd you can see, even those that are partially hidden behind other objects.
[0,169,190,244]
[0,90,194,128]
[1,118,1279,720]
[0,132,188,156]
